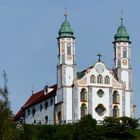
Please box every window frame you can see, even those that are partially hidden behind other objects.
[97,89,104,97]
[104,76,110,84]
[90,75,96,83]
[81,103,87,118]
[97,74,103,83]
[80,88,87,102]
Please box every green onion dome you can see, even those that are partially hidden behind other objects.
[114,17,130,42]
[58,13,74,38]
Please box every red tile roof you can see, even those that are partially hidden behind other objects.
[22,90,44,109]
[14,109,24,121]
[14,84,57,121]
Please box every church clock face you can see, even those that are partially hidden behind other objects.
[95,64,105,73]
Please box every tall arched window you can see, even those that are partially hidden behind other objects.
[118,60,121,67]
[97,75,103,83]
[45,116,48,123]
[90,75,96,83]
[67,44,71,55]
[80,88,87,101]
[113,105,120,117]
[32,107,36,117]
[105,76,110,84]
[113,91,120,104]
[45,101,48,110]
[123,48,127,58]
[81,103,87,118]
[57,111,61,124]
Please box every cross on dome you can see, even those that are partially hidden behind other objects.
[97,53,102,62]
[120,10,124,25]
[64,8,68,20]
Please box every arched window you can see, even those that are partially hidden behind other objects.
[95,104,106,116]
[118,60,121,67]
[90,75,96,83]
[113,105,120,117]
[50,98,53,106]
[80,88,87,101]
[28,109,30,116]
[45,101,48,110]
[97,75,103,83]
[32,107,36,116]
[113,91,120,104]
[123,48,127,58]
[45,116,48,123]
[105,76,110,84]
[81,103,87,118]
[97,89,104,97]
[67,44,71,55]
[57,111,61,124]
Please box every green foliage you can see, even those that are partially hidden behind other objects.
[103,117,139,139]
[7,115,140,140]
[0,71,12,140]
[73,114,100,140]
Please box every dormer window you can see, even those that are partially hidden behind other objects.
[44,85,48,94]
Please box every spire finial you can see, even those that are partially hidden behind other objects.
[32,85,34,95]
[64,7,68,20]
[120,9,124,25]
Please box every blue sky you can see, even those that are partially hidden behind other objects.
[0,0,140,118]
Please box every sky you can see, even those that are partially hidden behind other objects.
[0,0,140,118]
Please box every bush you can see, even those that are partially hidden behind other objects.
[9,116,140,140]
[103,117,139,139]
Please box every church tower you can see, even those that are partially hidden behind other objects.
[55,12,76,123]
[113,17,133,117]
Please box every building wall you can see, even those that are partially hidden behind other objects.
[25,97,55,124]
[92,87,110,121]
[75,62,126,122]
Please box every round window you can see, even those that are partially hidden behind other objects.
[97,89,104,97]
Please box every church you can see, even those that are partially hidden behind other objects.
[15,13,135,124]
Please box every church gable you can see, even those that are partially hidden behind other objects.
[75,62,123,89]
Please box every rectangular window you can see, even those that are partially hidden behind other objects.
[67,46,71,55]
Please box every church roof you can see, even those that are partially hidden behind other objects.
[14,84,57,121]
[58,12,74,38]
[14,109,24,121]
[114,17,130,42]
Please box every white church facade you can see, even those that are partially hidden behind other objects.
[15,14,135,124]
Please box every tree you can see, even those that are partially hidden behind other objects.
[73,114,99,140]
[103,116,139,139]
[0,70,11,140]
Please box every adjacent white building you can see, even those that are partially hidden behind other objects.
[15,13,135,124]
